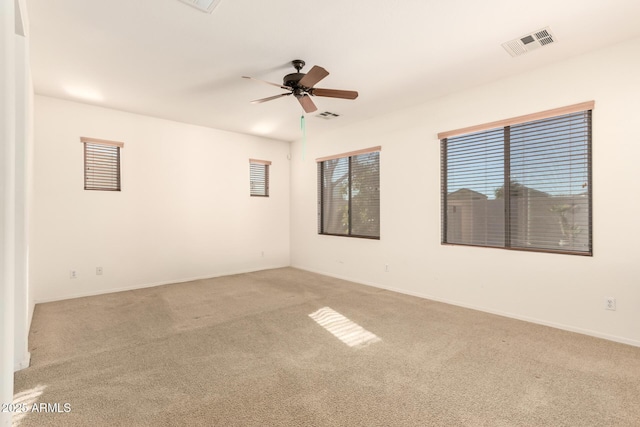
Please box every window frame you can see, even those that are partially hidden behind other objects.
[317,146,381,240]
[249,159,271,197]
[439,102,593,256]
[81,137,124,192]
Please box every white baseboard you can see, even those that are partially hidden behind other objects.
[293,265,640,349]
[34,264,289,304]
[14,352,30,372]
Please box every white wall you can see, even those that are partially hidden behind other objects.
[2,0,33,423]
[1,0,17,422]
[14,0,33,373]
[290,36,640,346]
[31,96,290,302]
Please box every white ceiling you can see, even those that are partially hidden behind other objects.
[26,0,640,142]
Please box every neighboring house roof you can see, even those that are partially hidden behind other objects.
[448,185,554,201]
[512,185,550,198]
[448,188,488,200]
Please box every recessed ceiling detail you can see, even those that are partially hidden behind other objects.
[502,27,557,57]
[177,0,222,13]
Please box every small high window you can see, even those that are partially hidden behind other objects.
[81,137,123,191]
[250,159,271,197]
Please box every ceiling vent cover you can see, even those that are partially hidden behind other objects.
[502,27,557,57]
[177,0,222,13]
[316,111,340,120]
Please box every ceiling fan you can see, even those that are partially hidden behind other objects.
[242,60,358,113]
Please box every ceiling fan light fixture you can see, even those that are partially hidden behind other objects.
[177,0,222,13]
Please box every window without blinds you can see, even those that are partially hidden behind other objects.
[317,147,380,239]
[82,138,123,191]
[441,106,592,255]
[250,159,270,197]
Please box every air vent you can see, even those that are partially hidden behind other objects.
[177,0,222,13]
[316,111,340,120]
[502,27,557,57]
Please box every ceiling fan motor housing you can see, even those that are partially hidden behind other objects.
[284,59,308,91]
[284,73,306,90]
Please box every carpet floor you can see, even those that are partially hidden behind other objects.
[13,267,640,426]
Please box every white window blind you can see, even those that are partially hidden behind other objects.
[82,137,123,191]
[250,159,271,197]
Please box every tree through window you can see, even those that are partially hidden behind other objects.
[317,147,380,239]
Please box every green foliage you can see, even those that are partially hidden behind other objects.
[549,203,582,240]
[494,180,524,199]
[323,153,379,236]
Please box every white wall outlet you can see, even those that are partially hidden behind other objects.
[605,297,616,311]
[261,251,264,258]
[70,270,77,279]
[96,267,103,275]
[385,264,390,272]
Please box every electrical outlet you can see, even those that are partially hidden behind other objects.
[96,267,103,275]
[70,270,77,279]
[605,297,616,311]
[385,264,390,272]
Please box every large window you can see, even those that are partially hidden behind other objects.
[82,137,123,191]
[440,102,593,255]
[249,159,270,197]
[317,147,381,239]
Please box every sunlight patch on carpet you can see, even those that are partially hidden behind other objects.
[12,384,48,426]
[309,307,381,348]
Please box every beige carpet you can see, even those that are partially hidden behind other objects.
[13,268,640,426]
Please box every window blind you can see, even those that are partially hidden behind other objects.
[441,108,592,255]
[83,139,122,191]
[317,148,380,239]
[249,159,270,197]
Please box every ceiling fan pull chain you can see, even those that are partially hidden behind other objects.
[301,114,307,160]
